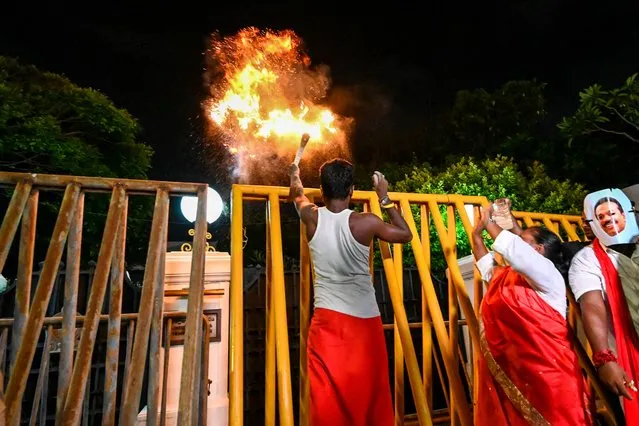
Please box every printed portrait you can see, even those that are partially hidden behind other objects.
[584,188,639,246]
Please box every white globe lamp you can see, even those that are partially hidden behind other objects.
[180,186,224,224]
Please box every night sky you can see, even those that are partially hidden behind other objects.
[2,2,638,186]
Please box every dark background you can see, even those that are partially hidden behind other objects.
[2,1,639,247]
[2,2,638,182]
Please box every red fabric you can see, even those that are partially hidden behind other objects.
[592,238,639,420]
[308,308,393,426]
[477,266,593,426]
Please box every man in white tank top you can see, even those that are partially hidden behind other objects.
[288,158,412,426]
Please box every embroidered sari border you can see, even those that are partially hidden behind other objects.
[479,318,551,426]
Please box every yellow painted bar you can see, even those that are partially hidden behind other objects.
[433,346,450,408]
[471,206,483,425]
[234,184,486,206]
[434,199,480,350]
[229,185,244,426]
[521,215,536,228]
[234,184,582,224]
[513,210,581,222]
[299,198,313,426]
[265,222,276,426]
[560,218,580,241]
[369,199,433,426]
[419,205,433,410]
[239,186,581,224]
[394,242,405,426]
[267,193,294,426]
[542,217,560,237]
[447,205,459,426]
[398,199,471,426]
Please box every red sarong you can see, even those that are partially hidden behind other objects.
[308,307,393,426]
[592,239,639,421]
[476,266,593,426]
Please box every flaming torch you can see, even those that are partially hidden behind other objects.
[294,133,311,166]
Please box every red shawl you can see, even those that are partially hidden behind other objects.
[592,238,639,420]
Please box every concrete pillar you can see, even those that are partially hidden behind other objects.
[447,254,479,374]
[137,251,230,425]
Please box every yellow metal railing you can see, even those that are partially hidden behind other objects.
[229,184,622,426]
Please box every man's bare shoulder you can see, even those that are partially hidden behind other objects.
[349,211,381,223]
[300,203,320,223]
[306,204,320,215]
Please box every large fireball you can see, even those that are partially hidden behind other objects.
[204,27,352,184]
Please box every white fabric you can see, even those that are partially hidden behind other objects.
[475,231,568,318]
[476,253,496,283]
[568,244,639,300]
[308,207,380,318]
[568,243,639,351]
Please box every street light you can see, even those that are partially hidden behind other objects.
[180,186,224,224]
[178,187,224,252]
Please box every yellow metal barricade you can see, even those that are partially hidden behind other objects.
[229,184,622,426]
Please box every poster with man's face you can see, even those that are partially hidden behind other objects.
[584,188,639,246]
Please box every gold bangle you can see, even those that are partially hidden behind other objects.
[381,202,395,209]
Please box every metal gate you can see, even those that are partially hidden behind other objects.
[0,172,210,425]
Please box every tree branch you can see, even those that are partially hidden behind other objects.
[62,130,117,146]
[602,105,639,133]
[0,155,49,169]
[593,124,639,143]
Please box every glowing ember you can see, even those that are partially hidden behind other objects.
[204,27,352,183]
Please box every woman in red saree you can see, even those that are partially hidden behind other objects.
[472,204,593,425]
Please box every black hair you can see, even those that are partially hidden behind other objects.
[594,197,624,214]
[561,241,590,261]
[526,226,569,279]
[319,158,354,200]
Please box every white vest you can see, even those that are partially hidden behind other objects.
[308,207,380,318]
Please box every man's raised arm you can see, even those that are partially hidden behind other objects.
[570,255,633,399]
[288,164,315,222]
[369,171,412,244]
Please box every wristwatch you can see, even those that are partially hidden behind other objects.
[379,195,394,208]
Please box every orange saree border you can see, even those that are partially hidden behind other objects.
[479,318,551,426]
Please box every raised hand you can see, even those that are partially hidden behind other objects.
[372,171,388,199]
[474,205,490,235]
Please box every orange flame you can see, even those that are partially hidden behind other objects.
[204,27,352,183]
